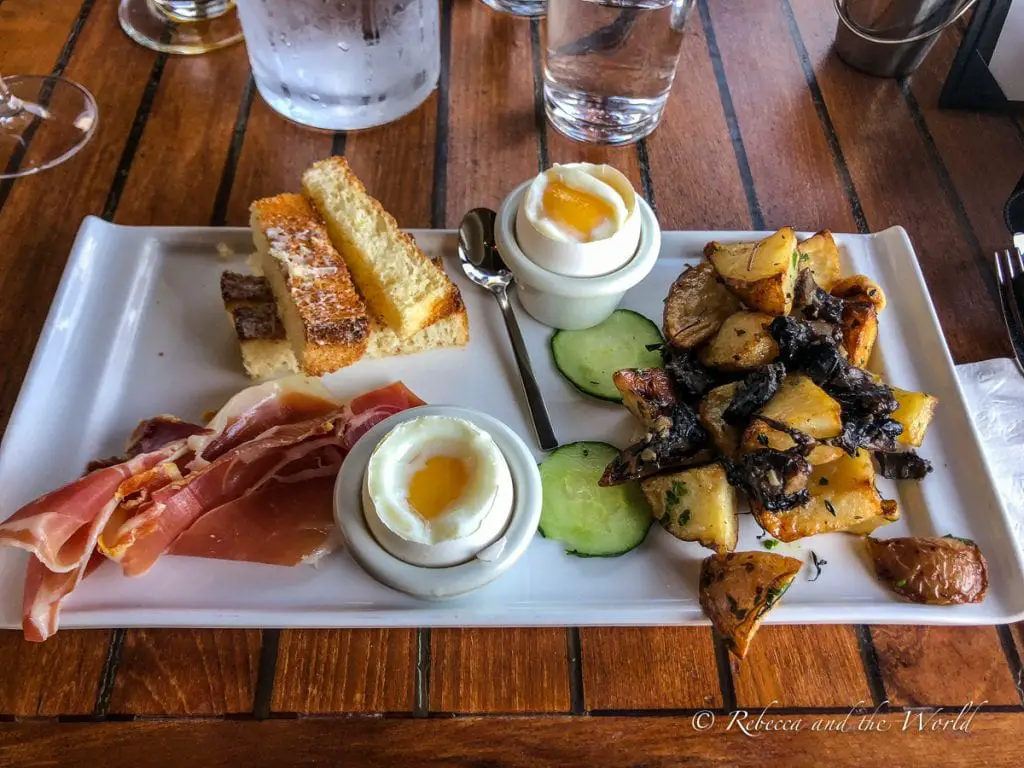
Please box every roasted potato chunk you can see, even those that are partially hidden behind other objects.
[751,449,885,541]
[865,536,988,604]
[699,551,802,659]
[891,387,938,447]
[845,498,900,535]
[698,382,743,459]
[831,274,886,312]
[740,374,843,465]
[613,368,675,429]
[663,263,743,350]
[642,464,738,554]
[796,230,841,291]
[841,302,878,368]
[706,227,799,315]
[697,312,779,372]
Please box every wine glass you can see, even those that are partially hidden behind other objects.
[0,73,98,180]
[118,0,243,55]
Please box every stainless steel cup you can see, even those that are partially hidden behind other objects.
[833,0,977,78]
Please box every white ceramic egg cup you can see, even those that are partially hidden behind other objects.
[495,180,662,330]
[334,405,542,600]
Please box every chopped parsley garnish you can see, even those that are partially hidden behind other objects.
[679,508,691,526]
[764,581,791,608]
[809,551,827,582]
[799,253,810,262]
[665,481,688,512]
[893,578,908,588]
[818,477,829,486]
[824,499,837,517]
[762,539,779,550]
[756,433,770,447]
[735,328,747,337]
[791,249,799,269]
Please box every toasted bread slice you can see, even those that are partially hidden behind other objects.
[302,157,459,339]
[250,193,370,376]
[365,285,469,358]
[221,272,298,380]
[221,273,467,379]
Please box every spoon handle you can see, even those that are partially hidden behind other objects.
[494,287,559,451]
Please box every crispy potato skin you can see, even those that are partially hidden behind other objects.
[865,536,988,604]
[841,302,878,368]
[797,230,841,291]
[891,387,939,447]
[699,551,802,659]
[739,374,843,465]
[664,263,743,350]
[642,464,738,554]
[831,274,887,312]
[698,312,780,372]
[752,450,886,541]
[707,228,799,315]
[613,368,676,428]
[699,382,743,459]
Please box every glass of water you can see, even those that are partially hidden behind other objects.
[235,0,440,132]
[543,0,693,145]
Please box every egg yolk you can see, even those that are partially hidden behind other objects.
[542,179,616,241]
[406,455,470,520]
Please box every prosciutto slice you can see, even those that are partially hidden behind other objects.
[169,477,338,566]
[1,379,424,641]
[0,443,187,573]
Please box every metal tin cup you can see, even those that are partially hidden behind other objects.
[833,0,977,78]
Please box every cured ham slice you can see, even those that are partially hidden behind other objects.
[169,477,338,566]
[1,378,425,641]
[102,381,424,576]
[0,443,187,573]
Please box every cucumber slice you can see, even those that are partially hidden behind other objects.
[539,442,652,557]
[551,310,664,402]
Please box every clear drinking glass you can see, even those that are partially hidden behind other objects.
[543,0,693,145]
[0,74,98,180]
[235,0,441,131]
[478,0,546,17]
[119,0,243,55]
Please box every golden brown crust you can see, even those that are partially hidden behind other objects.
[251,193,369,349]
[303,157,459,337]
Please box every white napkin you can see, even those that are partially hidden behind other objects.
[956,358,1024,541]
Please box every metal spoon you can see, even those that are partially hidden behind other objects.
[458,208,559,452]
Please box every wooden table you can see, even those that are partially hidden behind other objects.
[2,0,1023,764]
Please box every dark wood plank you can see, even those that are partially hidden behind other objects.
[907,31,1024,255]
[113,46,252,226]
[580,627,721,710]
[706,0,858,232]
[444,0,537,225]
[107,629,260,716]
[271,629,415,714]
[224,95,332,226]
[0,0,158,717]
[645,12,752,231]
[0,630,110,716]
[1,715,1022,767]
[731,625,872,708]
[789,0,1005,363]
[430,628,570,713]
[0,0,85,74]
[870,626,1020,707]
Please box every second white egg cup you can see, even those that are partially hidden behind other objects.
[495,180,662,330]
[334,405,542,600]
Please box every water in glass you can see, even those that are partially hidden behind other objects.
[235,0,440,131]
[543,0,692,145]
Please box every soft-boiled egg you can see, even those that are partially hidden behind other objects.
[362,415,514,568]
[515,163,641,278]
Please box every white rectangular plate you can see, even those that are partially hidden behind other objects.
[1,217,1021,631]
